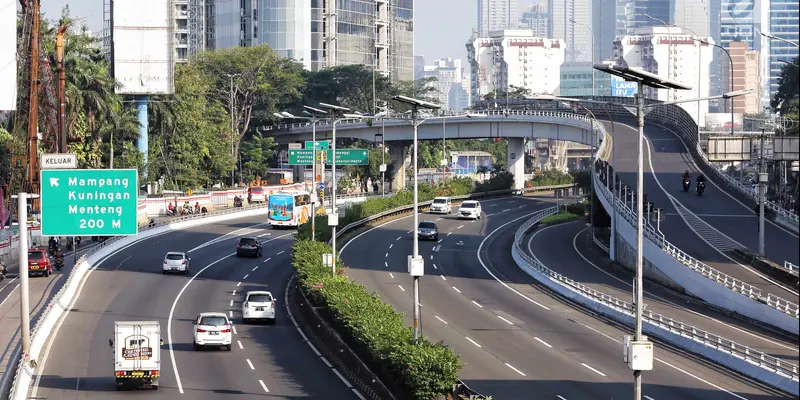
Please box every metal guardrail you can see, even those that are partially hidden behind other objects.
[593,169,800,318]
[513,207,800,383]
[785,262,799,277]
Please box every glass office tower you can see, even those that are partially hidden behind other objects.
[769,0,799,95]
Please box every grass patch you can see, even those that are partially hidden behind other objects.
[539,211,580,225]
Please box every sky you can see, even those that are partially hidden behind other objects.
[40,0,527,65]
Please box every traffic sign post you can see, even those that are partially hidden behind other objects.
[305,140,330,150]
[40,169,139,236]
[289,149,369,165]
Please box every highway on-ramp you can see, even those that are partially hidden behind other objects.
[523,220,799,363]
[29,215,356,399]
[606,121,799,303]
[341,195,792,399]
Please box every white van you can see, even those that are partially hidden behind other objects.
[429,197,452,214]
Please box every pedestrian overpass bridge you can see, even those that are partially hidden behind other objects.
[263,109,601,190]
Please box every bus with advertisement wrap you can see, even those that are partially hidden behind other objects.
[267,191,312,228]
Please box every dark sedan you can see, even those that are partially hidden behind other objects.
[417,221,439,241]
[236,237,262,257]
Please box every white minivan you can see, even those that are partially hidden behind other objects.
[192,312,232,351]
[429,197,452,214]
[242,291,276,324]
[457,200,482,220]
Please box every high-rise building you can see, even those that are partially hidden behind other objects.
[414,55,426,80]
[624,0,671,34]
[769,0,799,96]
[719,0,771,110]
[560,61,612,96]
[614,26,714,126]
[673,0,711,37]
[478,0,521,36]
[467,30,565,104]
[421,58,466,110]
[721,42,762,114]
[172,0,206,64]
[520,4,549,37]
[548,0,592,62]
[211,0,254,49]
[592,0,626,62]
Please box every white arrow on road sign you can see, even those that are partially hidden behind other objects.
[50,177,59,187]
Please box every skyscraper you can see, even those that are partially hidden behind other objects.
[719,0,771,109]
[548,0,592,62]
[478,0,521,36]
[625,0,670,34]
[769,0,799,96]
[592,0,626,61]
[520,4,550,37]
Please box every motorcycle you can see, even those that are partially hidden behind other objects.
[76,236,81,246]
[682,178,691,192]
[233,197,244,208]
[65,239,74,251]
[48,243,59,256]
[54,256,64,271]
[696,181,705,196]
[0,262,7,282]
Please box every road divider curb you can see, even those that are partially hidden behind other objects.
[6,206,269,400]
[511,207,800,397]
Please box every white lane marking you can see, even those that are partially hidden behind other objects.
[187,222,269,253]
[276,251,285,255]
[407,230,413,234]
[440,275,447,281]
[231,290,236,296]
[581,363,606,377]
[452,286,461,293]
[237,340,243,349]
[229,300,234,307]
[568,227,797,352]
[236,282,241,287]
[502,208,511,212]
[534,337,553,348]
[433,264,438,270]
[251,266,258,272]
[263,257,271,263]
[446,232,452,236]
[557,396,567,400]
[505,363,526,376]
[259,379,270,393]
[332,368,353,388]
[465,337,482,348]
[486,213,494,216]
[435,316,448,324]
[0,281,20,310]
[229,310,233,318]
[476,211,551,310]
[497,315,514,325]
[398,285,406,292]
[471,300,483,308]
[232,325,238,335]
[385,252,389,258]
[389,244,393,249]
[430,255,433,260]
[352,388,368,400]
[457,225,464,230]
[438,239,443,243]
[257,232,270,237]
[643,137,798,297]
[396,236,401,241]
[243,274,249,280]
[307,342,322,356]
[389,273,395,279]
[644,396,655,400]
[320,357,333,368]
[435,217,443,221]
[490,204,498,207]
[384,261,388,267]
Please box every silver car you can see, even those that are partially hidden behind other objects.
[162,252,190,275]
[417,221,439,241]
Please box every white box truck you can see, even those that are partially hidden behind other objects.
[109,321,163,390]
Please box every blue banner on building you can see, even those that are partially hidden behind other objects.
[611,76,637,97]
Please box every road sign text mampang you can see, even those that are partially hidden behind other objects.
[40,169,138,236]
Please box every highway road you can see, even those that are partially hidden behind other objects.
[29,215,357,399]
[341,195,792,399]
[605,121,799,303]
[523,220,799,364]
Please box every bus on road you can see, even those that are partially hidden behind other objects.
[267,191,312,228]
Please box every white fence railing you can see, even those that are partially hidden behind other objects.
[784,261,799,277]
[512,207,799,394]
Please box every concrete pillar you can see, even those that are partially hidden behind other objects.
[507,137,525,190]
[135,95,148,178]
[388,142,409,191]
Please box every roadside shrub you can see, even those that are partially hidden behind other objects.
[292,239,462,399]
[475,170,514,192]
[539,211,579,224]
[528,168,573,187]
[562,202,587,216]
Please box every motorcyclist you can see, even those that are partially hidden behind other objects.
[66,236,74,250]
[194,202,201,214]
[696,174,706,184]
[0,257,7,278]
[683,170,691,181]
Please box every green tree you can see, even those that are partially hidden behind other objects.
[482,85,532,101]
[345,148,394,192]
[300,65,394,113]
[239,131,278,182]
[771,56,799,117]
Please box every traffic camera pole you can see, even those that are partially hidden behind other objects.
[17,193,31,356]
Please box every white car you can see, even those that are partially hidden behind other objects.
[249,187,266,203]
[429,197,452,214]
[458,200,482,220]
[162,252,190,275]
[192,312,232,351]
[242,291,276,324]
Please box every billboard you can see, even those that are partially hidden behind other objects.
[0,1,17,110]
[112,0,173,94]
[611,76,636,97]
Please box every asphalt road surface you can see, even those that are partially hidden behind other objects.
[341,195,792,400]
[605,121,799,303]
[31,215,357,399]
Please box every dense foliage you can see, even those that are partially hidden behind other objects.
[292,239,462,399]
[771,56,799,136]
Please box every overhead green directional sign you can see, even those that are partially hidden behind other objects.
[305,140,330,150]
[288,149,369,165]
[40,169,139,236]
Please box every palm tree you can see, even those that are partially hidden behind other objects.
[476,165,490,181]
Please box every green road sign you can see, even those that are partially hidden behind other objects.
[288,149,369,165]
[304,140,330,150]
[40,169,139,236]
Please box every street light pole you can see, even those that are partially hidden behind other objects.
[759,129,766,256]
[14,193,35,356]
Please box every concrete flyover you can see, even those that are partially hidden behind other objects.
[262,109,601,191]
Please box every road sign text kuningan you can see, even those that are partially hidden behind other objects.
[288,149,369,165]
[40,169,139,236]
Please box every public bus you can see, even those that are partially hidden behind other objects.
[267,191,312,228]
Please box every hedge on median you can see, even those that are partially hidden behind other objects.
[292,239,462,399]
[297,175,508,242]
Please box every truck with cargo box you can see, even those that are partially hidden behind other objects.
[109,321,163,390]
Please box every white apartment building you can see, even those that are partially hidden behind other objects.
[467,30,565,103]
[613,26,714,126]
[421,58,465,110]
